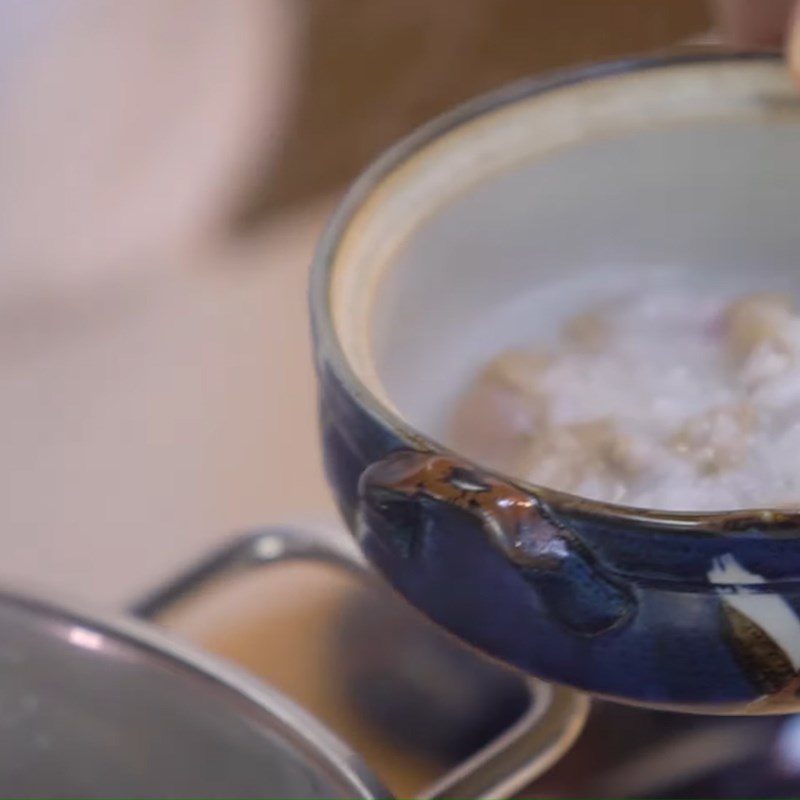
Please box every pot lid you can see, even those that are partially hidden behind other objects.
[0,589,385,799]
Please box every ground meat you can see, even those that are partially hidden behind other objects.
[449,290,800,510]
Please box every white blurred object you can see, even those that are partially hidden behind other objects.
[0,0,297,309]
[0,0,330,606]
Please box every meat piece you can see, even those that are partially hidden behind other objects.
[724,293,794,364]
[564,310,612,353]
[669,403,757,475]
[449,349,551,469]
[514,418,650,494]
[486,348,553,396]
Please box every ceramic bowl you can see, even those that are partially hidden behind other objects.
[311,52,800,713]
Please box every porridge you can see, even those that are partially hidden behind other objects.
[450,291,800,511]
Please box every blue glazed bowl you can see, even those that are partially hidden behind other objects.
[310,52,800,714]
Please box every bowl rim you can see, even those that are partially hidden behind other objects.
[310,48,800,536]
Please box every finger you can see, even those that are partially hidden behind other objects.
[788,1,800,85]
[709,0,796,46]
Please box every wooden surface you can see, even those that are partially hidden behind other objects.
[246,0,710,219]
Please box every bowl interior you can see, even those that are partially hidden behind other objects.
[330,57,800,456]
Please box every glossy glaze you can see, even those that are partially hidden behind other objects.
[312,51,800,713]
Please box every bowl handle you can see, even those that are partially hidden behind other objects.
[131,525,588,799]
[358,450,636,636]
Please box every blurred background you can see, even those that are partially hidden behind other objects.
[0,0,710,604]
[11,1,784,796]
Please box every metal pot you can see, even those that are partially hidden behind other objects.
[2,527,586,798]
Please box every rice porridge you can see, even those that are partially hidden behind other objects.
[450,291,800,511]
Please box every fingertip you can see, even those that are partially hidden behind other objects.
[710,0,795,46]
[788,2,800,87]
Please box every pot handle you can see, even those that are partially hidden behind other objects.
[130,526,371,620]
[131,526,588,800]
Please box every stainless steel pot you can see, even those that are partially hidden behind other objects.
[2,527,586,798]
